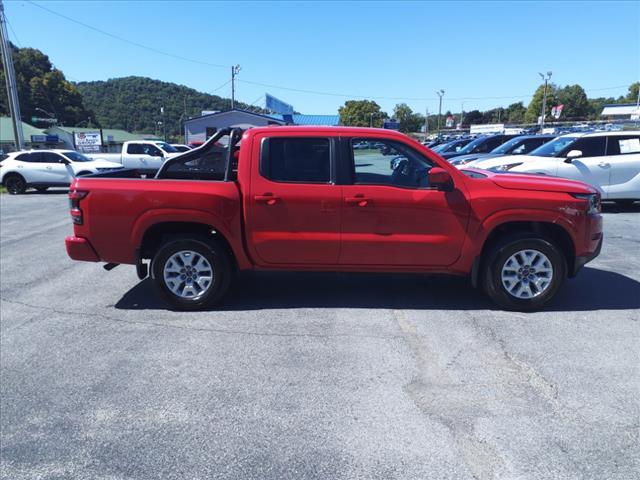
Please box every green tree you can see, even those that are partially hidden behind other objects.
[0,43,96,127]
[393,103,422,133]
[338,100,387,127]
[587,96,616,119]
[623,82,640,103]
[556,84,590,120]
[525,83,559,123]
[505,102,526,123]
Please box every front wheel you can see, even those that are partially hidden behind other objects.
[151,237,232,311]
[483,235,566,311]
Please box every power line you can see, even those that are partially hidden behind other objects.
[6,16,20,46]
[23,1,634,104]
[26,0,229,69]
[210,80,231,94]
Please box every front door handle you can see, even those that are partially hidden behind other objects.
[345,196,371,207]
[598,162,610,168]
[255,194,280,205]
[46,166,52,170]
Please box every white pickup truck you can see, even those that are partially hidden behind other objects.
[87,141,182,174]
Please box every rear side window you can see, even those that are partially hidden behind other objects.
[126,143,143,154]
[15,153,36,162]
[261,137,331,183]
[606,136,640,155]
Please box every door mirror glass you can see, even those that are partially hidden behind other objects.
[428,167,453,191]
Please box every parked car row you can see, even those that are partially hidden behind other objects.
[0,141,194,194]
[438,131,640,203]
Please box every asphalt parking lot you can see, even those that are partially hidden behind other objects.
[1,190,639,480]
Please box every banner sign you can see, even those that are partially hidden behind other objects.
[74,131,102,152]
[551,104,564,119]
[265,93,294,115]
[445,115,454,128]
[469,123,505,134]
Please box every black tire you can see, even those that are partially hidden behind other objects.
[35,186,49,193]
[151,237,232,311]
[4,174,26,195]
[482,234,567,311]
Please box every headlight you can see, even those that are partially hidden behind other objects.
[495,162,523,171]
[572,193,601,214]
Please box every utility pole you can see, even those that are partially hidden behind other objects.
[424,108,429,138]
[160,106,166,141]
[0,0,24,150]
[539,71,552,132]
[436,90,445,136]
[459,102,464,129]
[230,64,241,110]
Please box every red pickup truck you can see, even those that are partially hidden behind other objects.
[65,126,603,311]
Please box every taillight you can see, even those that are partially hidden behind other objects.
[69,190,88,225]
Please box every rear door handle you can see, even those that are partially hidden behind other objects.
[254,194,280,205]
[46,166,52,170]
[345,196,371,207]
[598,162,610,168]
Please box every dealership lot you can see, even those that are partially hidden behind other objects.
[1,192,638,479]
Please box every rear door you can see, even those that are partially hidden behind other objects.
[245,135,342,265]
[339,137,469,267]
[604,134,640,199]
[555,136,610,195]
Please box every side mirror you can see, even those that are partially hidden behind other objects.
[428,167,454,191]
[565,150,583,163]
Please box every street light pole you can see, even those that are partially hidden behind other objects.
[539,71,552,132]
[436,90,445,136]
[459,102,464,129]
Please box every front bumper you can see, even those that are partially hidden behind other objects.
[65,236,100,262]
[572,233,603,277]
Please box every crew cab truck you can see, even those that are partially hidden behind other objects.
[65,127,603,311]
[87,140,181,174]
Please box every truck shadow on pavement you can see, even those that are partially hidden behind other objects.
[115,266,640,312]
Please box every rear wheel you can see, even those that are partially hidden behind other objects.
[483,235,566,311]
[4,174,26,195]
[151,237,231,311]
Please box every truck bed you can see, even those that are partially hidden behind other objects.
[70,176,242,265]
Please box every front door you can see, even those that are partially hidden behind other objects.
[556,136,610,196]
[339,137,470,267]
[245,135,342,265]
[39,152,72,184]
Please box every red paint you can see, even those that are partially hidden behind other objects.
[65,126,602,278]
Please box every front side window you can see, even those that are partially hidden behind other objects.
[568,137,606,157]
[40,152,65,164]
[351,138,433,188]
[155,142,178,153]
[261,137,331,183]
[141,144,163,156]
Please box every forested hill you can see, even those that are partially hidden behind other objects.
[75,76,263,136]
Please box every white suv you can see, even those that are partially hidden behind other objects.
[0,149,123,195]
[468,132,640,204]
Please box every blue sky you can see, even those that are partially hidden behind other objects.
[5,0,639,115]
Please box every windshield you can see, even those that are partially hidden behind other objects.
[528,136,577,157]
[491,137,524,154]
[63,151,92,162]
[155,142,179,153]
[456,136,489,154]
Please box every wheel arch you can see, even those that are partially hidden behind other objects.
[472,220,576,287]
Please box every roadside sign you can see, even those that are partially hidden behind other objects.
[470,123,505,134]
[31,116,57,124]
[74,131,102,152]
[383,119,400,130]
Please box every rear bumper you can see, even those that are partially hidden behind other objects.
[65,236,100,262]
